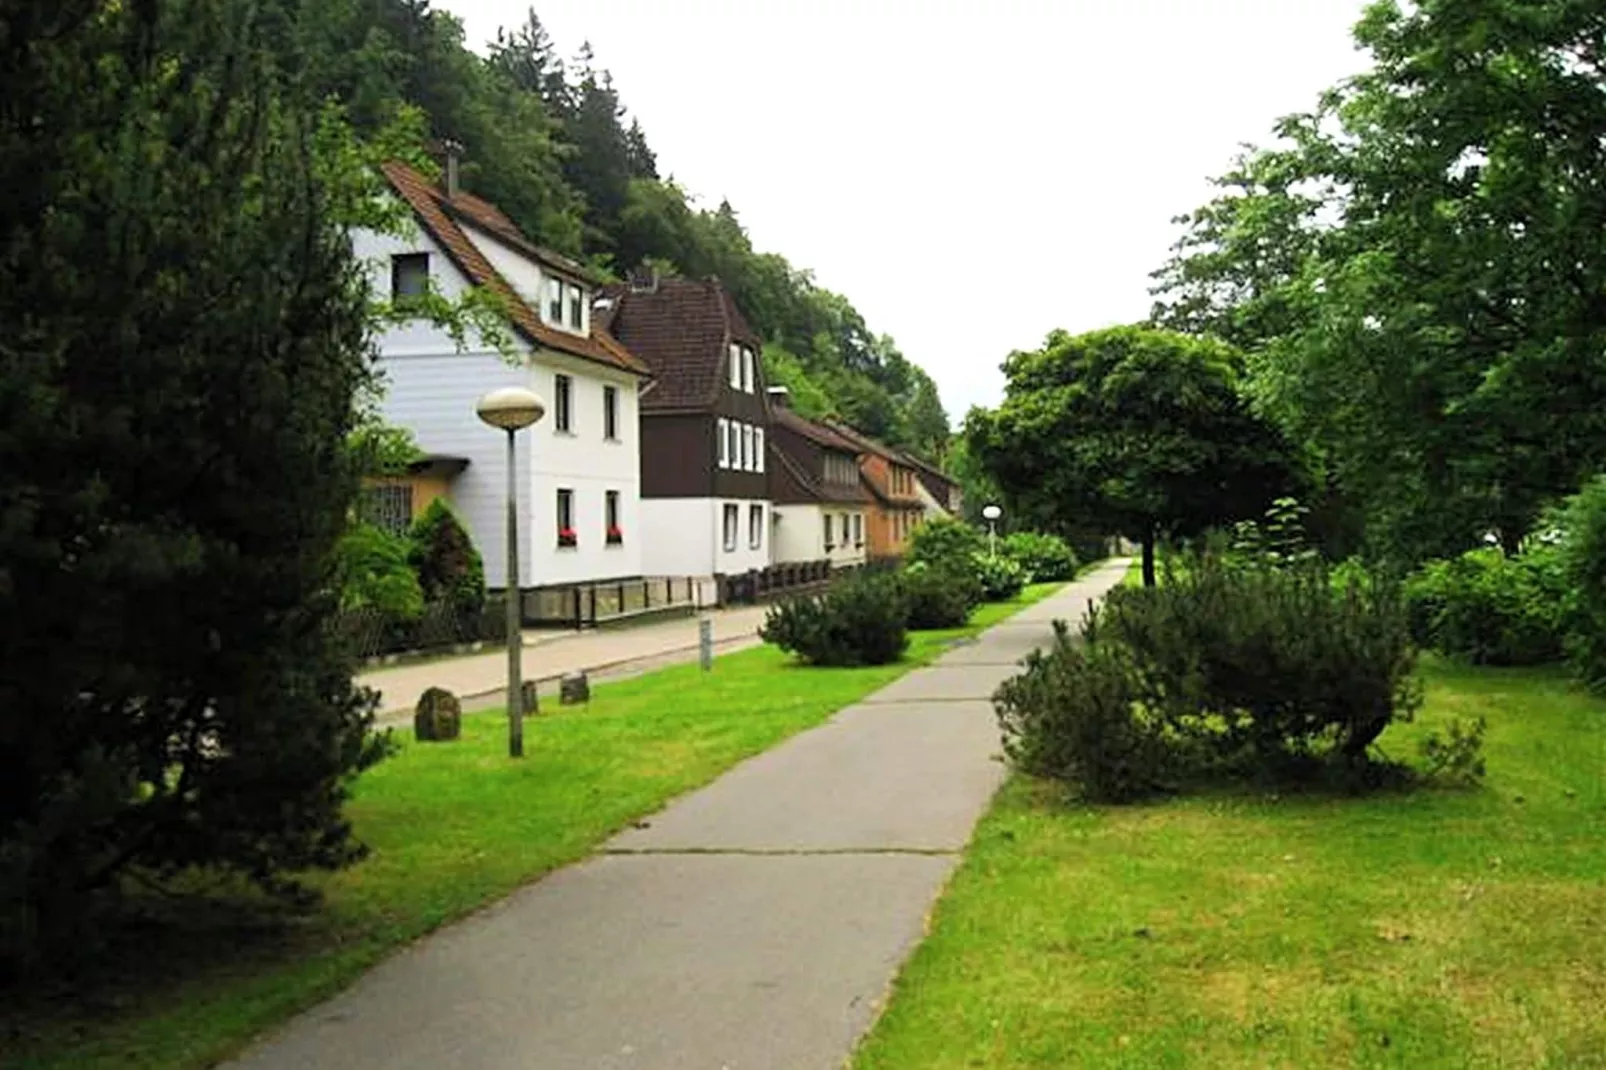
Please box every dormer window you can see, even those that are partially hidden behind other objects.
[728,344,742,389]
[546,277,562,323]
[391,253,429,302]
[568,284,584,329]
[741,348,754,392]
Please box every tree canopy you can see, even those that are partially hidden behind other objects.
[1,0,389,970]
[967,327,1296,586]
[1152,0,1606,562]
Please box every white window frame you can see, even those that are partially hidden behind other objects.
[546,276,563,324]
[741,347,754,393]
[723,503,739,552]
[728,343,742,389]
[749,504,763,549]
[568,283,584,330]
[717,417,729,469]
[824,513,834,551]
[740,424,752,471]
[754,427,765,473]
[728,421,739,469]
[603,385,618,441]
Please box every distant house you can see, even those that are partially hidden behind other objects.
[905,454,963,520]
[822,420,927,559]
[354,157,652,591]
[599,273,774,578]
[766,392,871,567]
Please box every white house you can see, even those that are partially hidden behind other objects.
[766,401,870,569]
[355,159,652,593]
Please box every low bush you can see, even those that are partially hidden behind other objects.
[994,552,1427,801]
[1000,531,1079,582]
[973,552,1027,602]
[335,522,424,620]
[761,569,908,666]
[1403,547,1567,666]
[1557,476,1606,691]
[903,562,975,630]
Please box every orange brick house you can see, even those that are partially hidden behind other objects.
[823,421,926,559]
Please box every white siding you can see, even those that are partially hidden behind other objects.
[639,499,717,577]
[459,223,592,339]
[771,503,867,568]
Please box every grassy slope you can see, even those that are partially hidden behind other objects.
[8,583,1065,1070]
[854,658,1606,1069]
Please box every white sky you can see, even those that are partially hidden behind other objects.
[442,0,1372,420]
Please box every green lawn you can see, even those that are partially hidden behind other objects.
[853,657,1606,1069]
[6,582,1065,1070]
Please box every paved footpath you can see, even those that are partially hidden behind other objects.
[230,560,1129,1070]
[363,603,774,721]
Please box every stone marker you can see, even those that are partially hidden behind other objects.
[413,687,461,742]
[560,671,590,706]
[521,680,540,716]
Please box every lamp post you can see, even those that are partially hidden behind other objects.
[476,386,546,758]
[982,504,1003,559]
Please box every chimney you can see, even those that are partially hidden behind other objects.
[767,386,791,409]
[628,262,659,294]
[442,139,463,198]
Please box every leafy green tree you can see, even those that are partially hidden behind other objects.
[1154,0,1606,563]
[0,0,388,968]
[968,327,1296,586]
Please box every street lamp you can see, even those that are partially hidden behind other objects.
[982,504,1003,559]
[476,386,546,758]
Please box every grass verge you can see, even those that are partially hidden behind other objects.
[5,582,1066,1070]
[852,657,1606,1069]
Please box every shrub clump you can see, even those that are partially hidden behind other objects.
[408,499,486,615]
[995,552,1425,801]
[903,562,975,630]
[974,552,1027,602]
[761,570,909,666]
[906,516,986,573]
[1001,531,1079,581]
[1403,547,1567,666]
[1557,476,1606,691]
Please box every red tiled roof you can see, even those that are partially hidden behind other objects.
[600,277,762,411]
[379,161,648,377]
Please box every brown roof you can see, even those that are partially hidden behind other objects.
[380,161,648,377]
[600,277,762,411]
[821,420,914,468]
[771,406,862,454]
[767,436,871,506]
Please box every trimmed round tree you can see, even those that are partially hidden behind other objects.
[967,326,1297,587]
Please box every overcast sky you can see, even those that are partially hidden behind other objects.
[442,0,1373,420]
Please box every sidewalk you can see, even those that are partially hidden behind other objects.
[361,603,774,720]
[231,561,1130,1070]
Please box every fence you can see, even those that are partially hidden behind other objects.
[521,576,704,628]
[333,598,507,661]
[718,560,836,606]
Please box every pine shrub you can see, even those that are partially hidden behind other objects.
[408,499,486,614]
[761,570,909,666]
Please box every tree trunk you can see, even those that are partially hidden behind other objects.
[1141,531,1157,588]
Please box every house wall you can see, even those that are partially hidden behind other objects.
[641,413,714,498]
[773,503,867,567]
[356,224,644,588]
[639,497,773,577]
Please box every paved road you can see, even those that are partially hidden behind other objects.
[229,560,1130,1070]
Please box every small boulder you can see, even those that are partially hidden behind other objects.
[560,672,590,706]
[414,686,462,742]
